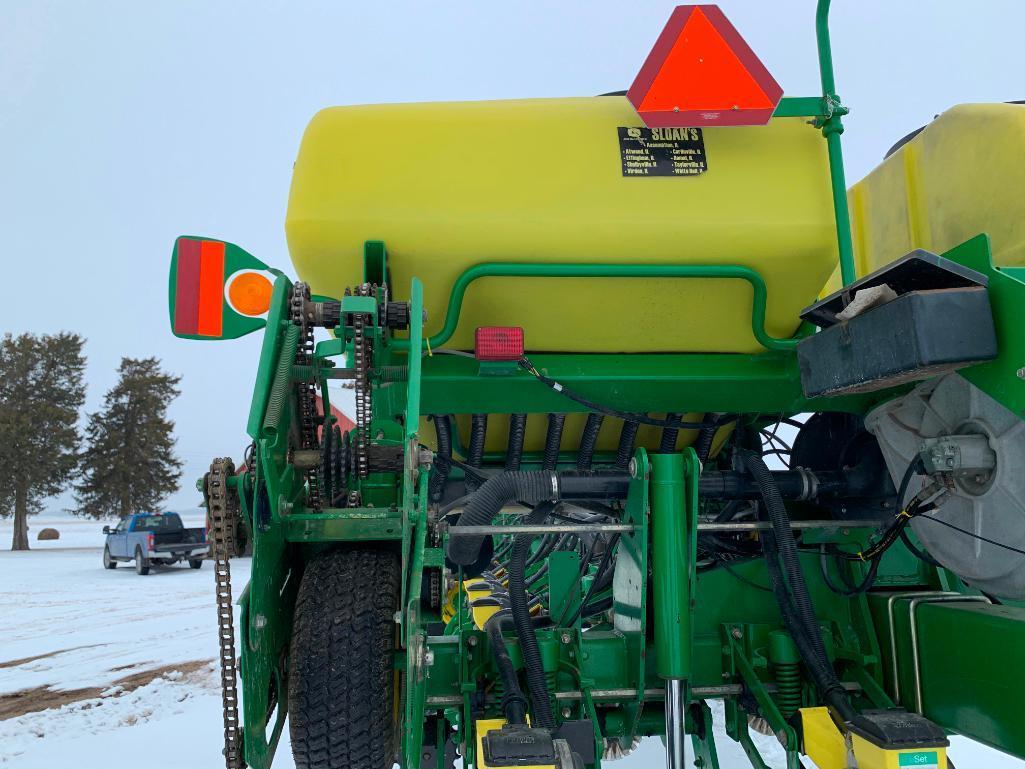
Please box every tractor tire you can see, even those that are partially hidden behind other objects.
[288,546,400,769]
[135,546,150,576]
[103,545,117,569]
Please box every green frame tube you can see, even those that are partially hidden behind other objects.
[816,0,857,286]
[650,451,690,680]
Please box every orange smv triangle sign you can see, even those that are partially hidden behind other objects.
[628,5,783,127]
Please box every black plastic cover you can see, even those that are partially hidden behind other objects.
[801,249,988,329]
[797,286,997,398]
[847,708,949,750]
[481,724,557,767]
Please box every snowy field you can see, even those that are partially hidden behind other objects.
[1,514,1021,768]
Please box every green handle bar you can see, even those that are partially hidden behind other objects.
[393,262,799,353]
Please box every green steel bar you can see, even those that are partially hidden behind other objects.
[815,0,857,286]
[246,277,291,439]
[650,452,689,679]
[405,277,424,440]
[394,262,798,353]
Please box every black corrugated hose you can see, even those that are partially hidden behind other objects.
[446,471,558,569]
[505,414,528,471]
[615,420,640,469]
[745,451,857,723]
[486,619,528,725]
[429,415,453,502]
[659,413,680,454]
[694,418,718,463]
[542,413,566,471]
[508,502,557,729]
[577,413,604,470]
[466,414,488,491]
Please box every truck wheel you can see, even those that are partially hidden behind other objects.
[103,545,117,569]
[188,558,203,569]
[288,546,400,769]
[135,546,150,576]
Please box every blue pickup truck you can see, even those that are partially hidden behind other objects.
[102,512,208,575]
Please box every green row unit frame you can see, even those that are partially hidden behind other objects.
[228,227,1025,768]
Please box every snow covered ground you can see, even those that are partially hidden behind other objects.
[1,513,1021,768]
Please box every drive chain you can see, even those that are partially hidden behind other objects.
[207,457,245,769]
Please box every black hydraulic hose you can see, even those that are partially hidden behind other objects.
[577,413,605,470]
[659,414,680,454]
[505,414,528,471]
[429,415,453,502]
[745,453,831,671]
[509,503,557,729]
[542,413,566,471]
[615,420,640,470]
[486,620,528,725]
[746,452,857,722]
[760,528,856,721]
[563,533,620,627]
[466,414,488,491]
[820,546,881,596]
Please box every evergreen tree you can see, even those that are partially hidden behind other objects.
[75,357,183,519]
[0,332,86,550]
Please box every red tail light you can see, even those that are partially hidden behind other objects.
[475,327,524,361]
[147,533,155,551]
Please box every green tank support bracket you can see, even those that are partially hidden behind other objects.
[941,234,1025,419]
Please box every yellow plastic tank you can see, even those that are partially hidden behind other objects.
[827,102,1025,293]
[286,96,839,354]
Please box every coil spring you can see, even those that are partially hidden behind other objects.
[773,660,802,718]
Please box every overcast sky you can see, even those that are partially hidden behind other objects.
[4,2,1025,766]
[3,0,1023,512]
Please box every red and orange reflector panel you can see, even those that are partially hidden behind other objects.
[475,327,524,361]
[169,236,278,341]
[628,5,782,127]
[174,238,226,337]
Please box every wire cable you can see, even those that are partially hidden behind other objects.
[519,356,731,430]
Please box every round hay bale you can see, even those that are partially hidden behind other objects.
[37,527,60,541]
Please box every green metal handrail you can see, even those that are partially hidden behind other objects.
[815,0,857,287]
[393,262,799,353]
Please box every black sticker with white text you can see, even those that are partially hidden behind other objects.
[618,126,707,177]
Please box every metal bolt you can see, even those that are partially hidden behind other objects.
[561,707,572,718]
[467,636,478,647]
[722,671,730,680]
[731,627,743,640]
[253,614,267,629]
[560,632,573,644]
[424,650,435,667]
[1017,367,1025,380]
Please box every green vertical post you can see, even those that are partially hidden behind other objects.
[816,0,857,287]
[650,452,689,680]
